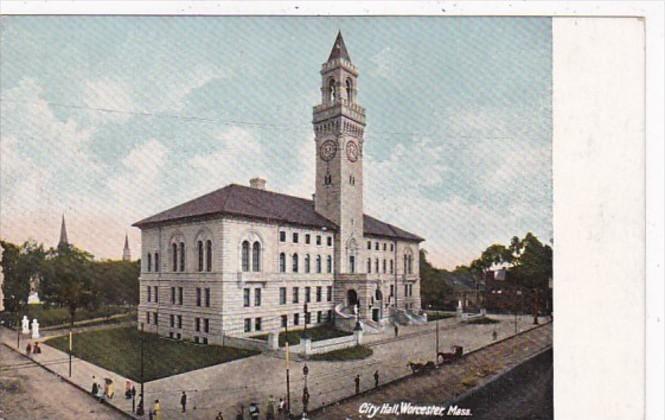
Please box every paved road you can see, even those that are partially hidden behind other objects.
[309,323,553,419]
[0,344,124,420]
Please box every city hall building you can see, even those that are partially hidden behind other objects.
[134,33,424,342]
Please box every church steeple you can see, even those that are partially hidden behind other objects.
[328,31,351,62]
[58,214,69,250]
[122,233,131,261]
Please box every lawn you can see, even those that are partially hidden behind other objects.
[252,324,352,347]
[1,305,134,328]
[46,327,259,382]
[309,345,373,361]
[426,312,455,322]
[467,317,500,325]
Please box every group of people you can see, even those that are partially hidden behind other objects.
[90,375,116,402]
[233,395,288,420]
[25,341,42,355]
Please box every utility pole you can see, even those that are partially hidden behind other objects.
[435,319,440,358]
[285,320,291,415]
[140,322,145,408]
[303,303,309,339]
[68,328,72,377]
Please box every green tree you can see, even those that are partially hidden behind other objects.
[41,245,95,326]
[1,240,46,312]
[91,259,140,309]
[511,233,552,324]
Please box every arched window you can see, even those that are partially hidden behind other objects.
[147,253,152,272]
[316,255,322,273]
[252,241,261,272]
[403,254,408,274]
[241,241,250,272]
[197,240,204,272]
[328,78,336,103]
[154,252,159,272]
[375,258,379,273]
[349,255,356,273]
[179,242,185,272]
[346,78,353,102]
[172,243,178,272]
[292,253,299,273]
[305,254,311,273]
[279,253,286,273]
[383,259,387,273]
[205,240,212,272]
[327,255,333,273]
[408,255,413,274]
[367,258,371,273]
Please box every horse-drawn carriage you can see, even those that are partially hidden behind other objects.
[437,345,463,365]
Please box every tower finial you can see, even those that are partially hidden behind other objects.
[328,31,351,62]
[58,214,69,249]
[122,233,131,261]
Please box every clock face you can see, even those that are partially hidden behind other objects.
[319,140,337,162]
[346,140,359,162]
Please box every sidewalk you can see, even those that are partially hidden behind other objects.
[0,326,137,419]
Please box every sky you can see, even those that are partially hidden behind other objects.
[0,17,552,269]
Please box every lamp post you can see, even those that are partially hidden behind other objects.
[12,295,20,350]
[302,303,309,340]
[284,320,291,415]
[302,363,310,417]
[140,322,145,412]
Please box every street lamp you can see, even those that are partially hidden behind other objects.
[284,320,291,415]
[302,303,309,340]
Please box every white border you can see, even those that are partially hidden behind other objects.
[0,2,663,420]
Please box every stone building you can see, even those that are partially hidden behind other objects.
[133,33,424,342]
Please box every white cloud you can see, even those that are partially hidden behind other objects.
[81,77,135,124]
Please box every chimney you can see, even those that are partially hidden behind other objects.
[249,177,266,190]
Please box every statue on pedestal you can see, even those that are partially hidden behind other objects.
[22,315,30,334]
[31,318,40,339]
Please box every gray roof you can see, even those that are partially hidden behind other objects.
[328,31,351,62]
[133,184,423,242]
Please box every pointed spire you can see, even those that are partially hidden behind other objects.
[328,31,351,62]
[122,233,131,261]
[58,214,69,249]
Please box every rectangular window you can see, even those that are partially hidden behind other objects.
[375,242,379,251]
[244,318,251,333]
[204,318,210,333]
[147,286,151,302]
[177,315,182,329]
[178,287,183,305]
[170,314,175,328]
[279,231,286,242]
[367,241,372,250]
[255,288,261,306]
[147,254,152,272]
[176,333,181,340]
[169,332,174,339]
[146,312,150,324]
[316,235,321,245]
[349,255,356,273]
[154,286,159,303]
[255,317,262,331]
[194,336,199,344]
[327,236,332,246]
[383,243,387,251]
[404,284,408,297]
[316,286,322,302]
[292,287,299,303]
[305,311,311,324]
[391,244,394,251]
[281,314,288,328]
[390,260,394,274]
[305,287,311,303]
[327,286,332,302]
[293,313,300,326]
[243,288,250,307]
[279,287,287,305]
[171,287,175,304]
[305,234,311,244]
[317,311,322,324]
[367,258,371,273]
[195,317,200,332]
[383,259,387,273]
[205,288,211,307]
[155,253,159,272]
[410,284,413,297]
[153,312,158,326]
[327,310,333,321]
[202,337,208,345]
[196,288,201,306]
[293,232,299,243]
[390,285,394,297]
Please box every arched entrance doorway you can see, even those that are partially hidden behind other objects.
[347,289,358,307]
[372,289,383,321]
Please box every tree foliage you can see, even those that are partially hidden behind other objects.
[1,240,46,311]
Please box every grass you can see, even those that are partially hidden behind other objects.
[426,312,455,322]
[309,345,373,361]
[252,324,352,347]
[46,326,259,382]
[467,317,500,325]
[1,305,133,328]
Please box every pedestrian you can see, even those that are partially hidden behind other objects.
[107,379,115,399]
[91,376,98,396]
[125,380,132,399]
[374,370,379,388]
[277,398,285,416]
[354,374,360,395]
[136,396,145,416]
[492,329,498,341]
[33,342,41,354]
[236,404,244,420]
[96,382,105,403]
[26,342,32,355]
[266,394,275,420]
[248,401,260,420]
[180,391,187,413]
[394,325,399,337]
[152,399,162,420]
[215,412,224,420]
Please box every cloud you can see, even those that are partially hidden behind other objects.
[81,77,135,124]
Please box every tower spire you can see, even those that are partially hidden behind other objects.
[58,214,69,250]
[122,233,131,261]
[328,31,351,62]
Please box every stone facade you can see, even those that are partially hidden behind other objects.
[135,33,423,341]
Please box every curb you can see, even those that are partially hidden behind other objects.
[1,342,136,419]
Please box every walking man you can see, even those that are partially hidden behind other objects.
[394,325,399,338]
[374,370,379,389]
[91,376,98,396]
[180,391,187,413]
[266,394,276,420]
[354,374,360,395]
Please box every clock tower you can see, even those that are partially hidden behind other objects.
[313,32,366,274]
